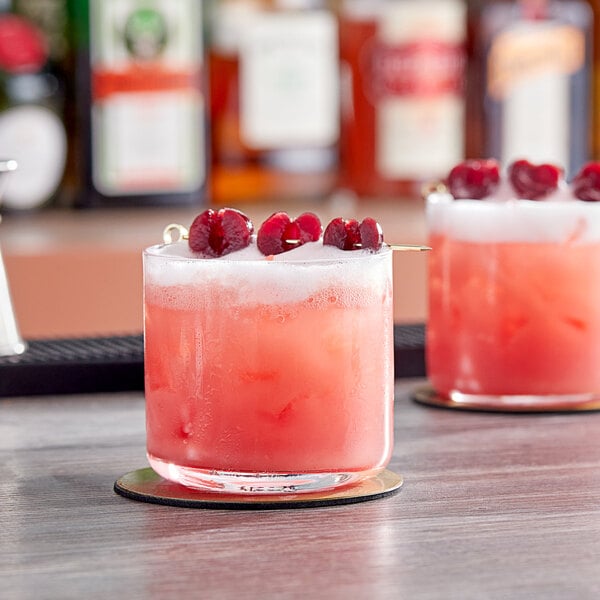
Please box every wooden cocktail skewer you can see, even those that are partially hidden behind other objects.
[421,181,448,198]
[284,241,431,251]
[388,244,430,251]
[163,224,430,251]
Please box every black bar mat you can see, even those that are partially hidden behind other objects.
[0,324,425,397]
[393,323,425,378]
[0,335,144,397]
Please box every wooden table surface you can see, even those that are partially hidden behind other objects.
[2,379,600,599]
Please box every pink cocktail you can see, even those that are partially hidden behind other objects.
[144,240,393,493]
[426,193,600,409]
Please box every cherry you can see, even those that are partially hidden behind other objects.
[508,159,562,200]
[359,217,384,250]
[323,217,360,250]
[295,212,322,243]
[257,212,322,255]
[323,217,383,251]
[571,163,600,202]
[188,208,253,257]
[446,159,500,199]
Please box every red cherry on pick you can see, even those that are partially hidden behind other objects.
[188,208,253,257]
[508,159,562,200]
[572,162,600,202]
[257,212,322,255]
[446,159,501,199]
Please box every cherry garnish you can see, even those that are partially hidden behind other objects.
[359,217,384,251]
[323,217,360,250]
[295,212,322,243]
[508,159,562,200]
[257,212,322,255]
[446,159,500,199]
[571,163,600,202]
[188,208,253,257]
[323,217,383,251]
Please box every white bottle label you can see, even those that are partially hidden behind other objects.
[90,0,204,196]
[502,72,569,170]
[488,22,585,174]
[239,11,339,149]
[377,96,464,180]
[368,0,466,180]
[0,105,67,210]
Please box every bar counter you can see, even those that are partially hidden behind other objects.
[3,379,600,598]
[1,198,428,339]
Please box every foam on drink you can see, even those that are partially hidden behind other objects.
[427,192,600,245]
[145,239,392,309]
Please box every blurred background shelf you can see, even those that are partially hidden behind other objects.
[1,0,598,341]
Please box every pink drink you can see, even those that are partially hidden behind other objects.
[426,193,600,409]
[144,241,393,493]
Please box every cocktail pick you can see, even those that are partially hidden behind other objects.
[387,244,430,252]
[163,224,430,252]
[163,223,189,243]
[283,240,430,251]
[421,181,448,198]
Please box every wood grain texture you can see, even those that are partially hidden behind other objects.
[2,380,600,599]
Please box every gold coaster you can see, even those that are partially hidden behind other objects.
[413,384,600,413]
[114,468,403,510]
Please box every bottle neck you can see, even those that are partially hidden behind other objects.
[518,0,549,20]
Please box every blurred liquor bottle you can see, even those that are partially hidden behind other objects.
[587,0,600,160]
[476,0,592,178]
[338,0,467,199]
[465,0,487,160]
[0,0,69,210]
[69,0,206,207]
[208,0,339,204]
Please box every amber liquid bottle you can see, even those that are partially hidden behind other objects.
[586,0,600,160]
[477,0,592,178]
[465,0,487,159]
[338,0,467,199]
[208,0,339,204]
[69,0,207,207]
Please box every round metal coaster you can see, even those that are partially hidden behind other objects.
[413,384,600,413]
[114,468,403,510]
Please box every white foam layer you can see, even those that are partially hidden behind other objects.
[153,238,366,262]
[144,239,392,306]
[427,192,600,244]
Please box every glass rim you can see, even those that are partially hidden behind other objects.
[425,191,600,208]
[143,242,393,265]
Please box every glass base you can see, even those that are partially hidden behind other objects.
[115,467,403,508]
[148,454,379,495]
[413,385,600,412]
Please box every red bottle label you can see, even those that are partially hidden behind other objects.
[365,40,465,101]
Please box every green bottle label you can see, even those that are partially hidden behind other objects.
[90,0,204,196]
